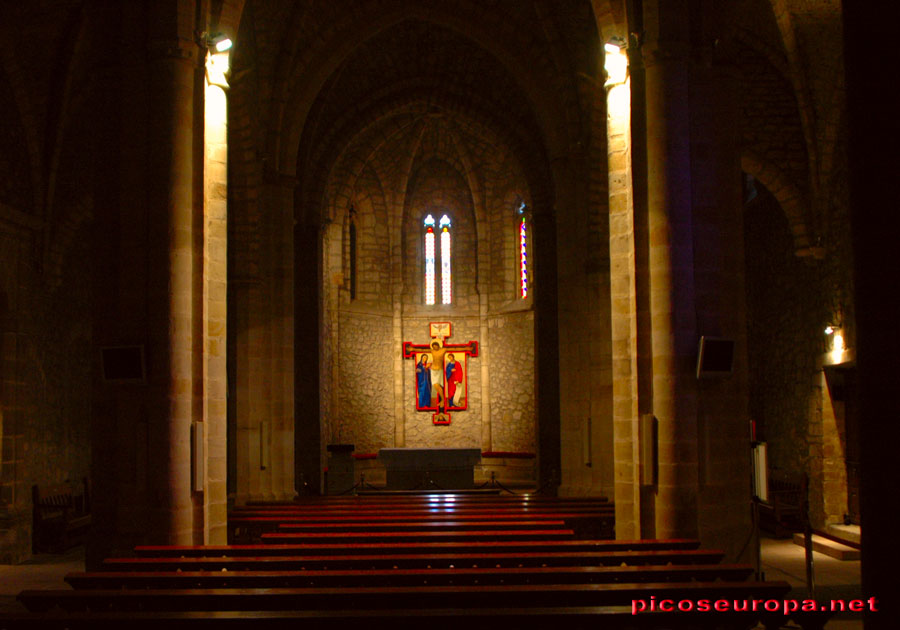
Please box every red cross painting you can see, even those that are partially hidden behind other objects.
[402,322,478,425]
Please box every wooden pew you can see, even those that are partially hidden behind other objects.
[132,537,703,557]
[65,564,755,589]
[9,490,825,630]
[17,580,793,613]
[105,549,728,571]
[235,497,612,506]
[275,519,570,531]
[229,495,616,541]
[258,527,575,544]
[231,510,613,542]
[0,604,816,630]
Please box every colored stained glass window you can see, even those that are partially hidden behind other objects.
[424,214,436,305]
[520,216,528,298]
[424,213,452,305]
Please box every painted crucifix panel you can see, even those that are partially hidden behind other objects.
[403,322,478,425]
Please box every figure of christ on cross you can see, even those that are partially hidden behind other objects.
[402,322,478,425]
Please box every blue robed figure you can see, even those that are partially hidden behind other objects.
[416,354,432,408]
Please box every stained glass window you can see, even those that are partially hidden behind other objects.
[439,214,452,304]
[424,214,436,305]
[424,213,451,305]
[518,202,528,299]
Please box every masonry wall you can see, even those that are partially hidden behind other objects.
[744,175,854,528]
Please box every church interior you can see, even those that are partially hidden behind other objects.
[0,0,897,626]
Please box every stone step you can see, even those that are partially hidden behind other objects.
[825,523,860,546]
[792,533,860,561]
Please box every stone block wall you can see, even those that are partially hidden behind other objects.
[486,311,535,453]
[336,311,395,453]
[744,174,854,529]
[0,224,92,563]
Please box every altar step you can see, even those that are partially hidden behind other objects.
[792,533,860,561]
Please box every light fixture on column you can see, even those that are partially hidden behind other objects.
[604,36,628,85]
[201,32,233,89]
[198,31,233,52]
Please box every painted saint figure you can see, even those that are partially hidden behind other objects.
[416,354,432,408]
[445,353,464,407]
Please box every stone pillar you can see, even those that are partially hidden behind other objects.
[843,7,898,620]
[204,60,229,543]
[690,54,752,561]
[271,176,297,501]
[144,35,199,545]
[607,69,642,538]
[233,169,297,504]
[294,215,322,494]
[551,154,589,497]
[532,199,561,493]
[642,0,699,539]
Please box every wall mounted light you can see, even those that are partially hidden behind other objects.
[198,31,233,52]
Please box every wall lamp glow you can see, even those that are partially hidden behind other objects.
[824,325,835,335]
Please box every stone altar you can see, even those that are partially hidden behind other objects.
[378,447,481,490]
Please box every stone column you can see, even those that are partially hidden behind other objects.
[204,60,229,543]
[532,198,561,494]
[254,172,298,502]
[270,175,297,501]
[550,154,588,496]
[642,0,699,539]
[144,35,199,545]
[607,69,642,538]
[294,215,322,494]
[690,52,751,560]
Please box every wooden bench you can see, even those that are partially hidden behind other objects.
[233,498,612,511]
[259,527,575,544]
[65,563,755,589]
[106,548,728,571]
[17,580,793,613]
[132,537,702,557]
[32,481,91,553]
[9,490,826,630]
[0,604,824,630]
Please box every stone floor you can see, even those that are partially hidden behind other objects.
[0,535,865,627]
[0,544,84,613]
[759,534,863,629]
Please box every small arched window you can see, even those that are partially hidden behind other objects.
[424,213,452,305]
